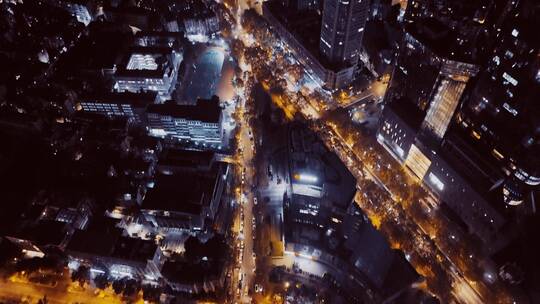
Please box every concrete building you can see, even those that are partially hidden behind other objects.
[45,0,97,26]
[375,22,520,252]
[134,31,184,48]
[284,125,419,302]
[146,97,223,147]
[281,0,320,11]
[454,0,540,207]
[319,0,369,67]
[78,91,159,123]
[66,218,163,280]
[183,15,220,38]
[114,47,182,100]
[263,1,358,90]
[159,235,228,294]
[177,0,220,39]
[140,152,228,234]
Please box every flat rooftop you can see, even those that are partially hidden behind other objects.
[405,18,477,63]
[116,46,178,78]
[67,218,157,263]
[146,97,221,123]
[80,91,158,107]
[12,220,67,247]
[142,163,225,214]
[158,149,215,169]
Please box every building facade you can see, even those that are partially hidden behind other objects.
[454,0,540,206]
[141,160,228,235]
[262,2,357,90]
[375,25,517,252]
[114,47,182,100]
[319,0,369,67]
[146,97,223,147]
[78,92,159,123]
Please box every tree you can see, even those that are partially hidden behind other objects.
[123,279,140,297]
[16,257,49,275]
[71,265,90,286]
[94,274,109,289]
[184,236,204,262]
[142,285,163,302]
[112,279,125,294]
[37,296,48,304]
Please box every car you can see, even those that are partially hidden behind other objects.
[253,197,258,205]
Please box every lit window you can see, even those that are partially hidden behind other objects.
[502,72,518,86]
[492,149,504,160]
[320,37,331,48]
[503,102,518,116]
[511,29,519,37]
[428,172,444,191]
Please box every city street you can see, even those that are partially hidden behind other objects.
[219,1,515,303]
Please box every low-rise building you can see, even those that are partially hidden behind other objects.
[78,91,159,123]
[141,154,228,234]
[159,235,228,294]
[66,218,163,280]
[134,31,184,48]
[114,47,182,100]
[146,97,223,147]
[6,220,70,258]
[47,0,93,26]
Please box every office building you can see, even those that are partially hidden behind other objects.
[134,31,184,48]
[146,97,223,147]
[453,0,540,207]
[78,91,159,123]
[284,126,419,302]
[263,0,362,89]
[66,218,163,280]
[140,150,228,234]
[375,19,518,251]
[114,47,182,100]
[378,1,540,253]
[183,14,220,38]
[281,0,320,11]
[319,0,369,67]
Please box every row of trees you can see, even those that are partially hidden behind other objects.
[70,265,162,301]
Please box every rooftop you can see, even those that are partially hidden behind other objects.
[66,218,122,257]
[12,220,67,247]
[80,91,158,108]
[158,149,215,169]
[67,218,157,263]
[405,18,477,63]
[116,46,178,78]
[146,96,222,123]
[142,163,224,214]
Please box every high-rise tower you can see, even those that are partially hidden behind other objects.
[319,0,370,67]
